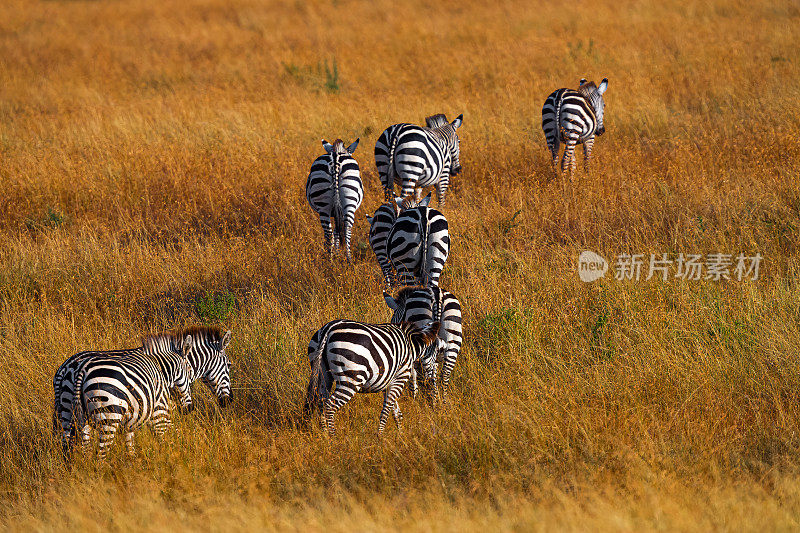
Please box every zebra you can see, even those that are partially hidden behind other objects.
[71,333,196,459]
[365,194,431,288]
[374,114,463,205]
[54,327,233,456]
[387,198,450,287]
[541,78,608,179]
[306,138,364,261]
[384,286,463,400]
[303,320,441,436]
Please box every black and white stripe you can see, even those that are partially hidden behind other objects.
[384,286,463,399]
[366,201,399,288]
[365,195,431,288]
[387,200,450,287]
[306,138,364,261]
[374,114,463,205]
[303,320,440,435]
[55,327,232,457]
[541,78,608,177]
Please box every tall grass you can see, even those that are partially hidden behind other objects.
[1,0,800,530]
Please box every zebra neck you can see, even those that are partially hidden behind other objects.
[142,339,183,374]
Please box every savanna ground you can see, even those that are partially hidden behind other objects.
[1,0,800,530]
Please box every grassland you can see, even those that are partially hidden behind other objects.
[1,0,800,530]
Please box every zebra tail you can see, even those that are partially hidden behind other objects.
[332,165,344,244]
[387,133,399,187]
[303,331,331,419]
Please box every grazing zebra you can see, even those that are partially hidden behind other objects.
[303,320,441,436]
[55,327,233,456]
[306,138,364,261]
[365,195,430,288]
[388,198,450,287]
[542,78,608,179]
[384,286,463,400]
[374,114,463,205]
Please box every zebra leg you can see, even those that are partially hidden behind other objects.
[549,139,560,180]
[320,215,333,255]
[562,140,577,177]
[408,363,419,400]
[583,137,595,173]
[79,423,92,454]
[378,377,409,434]
[391,401,404,429]
[440,352,457,399]
[149,405,172,437]
[125,431,136,457]
[344,221,354,263]
[323,385,357,437]
[97,420,120,460]
[436,178,448,207]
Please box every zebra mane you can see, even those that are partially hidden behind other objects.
[578,82,598,97]
[141,326,225,353]
[393,285,429,302]
[400,320,440,344]
[425,114,449,129]
[330,139,347,153]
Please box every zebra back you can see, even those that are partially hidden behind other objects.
[304,319,441,434]
[384,286,463,396]
[388,205,450,287]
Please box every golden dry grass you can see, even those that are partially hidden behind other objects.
[1,0,800,530]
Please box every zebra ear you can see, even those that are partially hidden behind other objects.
[579,78,587,86]
[220,330,232,351]
[451,114,463,129]
[598,78,608,94]
[384,291,398,310]
[419,193,432,207]
[346,138,359,154]
[321,139,333,153]
[183,334,193,356]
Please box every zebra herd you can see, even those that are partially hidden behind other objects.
[51,78,608,457]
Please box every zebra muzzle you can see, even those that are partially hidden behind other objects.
[219,395,232,408]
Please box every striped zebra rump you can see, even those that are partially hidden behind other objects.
[388,203,450,288]
[306,138,363,260]
[375,114,463,205]
[366,194,433,288]
[74,339,193,459]
[304,320,440,435]
[384,286,463,399]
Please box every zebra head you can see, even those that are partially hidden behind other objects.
[579,78,608,135]
[183,327,234,407]
[445,114,464,175]
[394,192,432,215]
[425,113,449,128]
[404,321,442,386]
[321,138,359,189]
[385,288,445,383]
